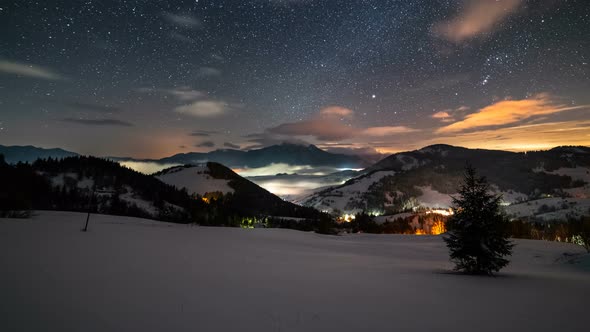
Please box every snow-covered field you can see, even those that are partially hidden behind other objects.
[302,171,396,213]
[156,165,234,195]
[0,211,587,332]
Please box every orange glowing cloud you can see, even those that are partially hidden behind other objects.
[432,0,523,43]
[432,111,450,119]
[267,106,420,141]
[319,106,354,118]
[431,120,590,151]
[431,111,453,123]
[437,94,589,133]
[361,126,420,137]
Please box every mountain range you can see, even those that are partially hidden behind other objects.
[1,143,368,170]
[2,142,590,222]
[300,144,590,221]
[0,155,320,222]
[0,145,78,164]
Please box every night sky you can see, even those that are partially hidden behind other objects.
[1,0,589,158]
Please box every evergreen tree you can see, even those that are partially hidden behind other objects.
[444,165,513,275]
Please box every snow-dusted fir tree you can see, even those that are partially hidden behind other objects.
[444,165,513,275]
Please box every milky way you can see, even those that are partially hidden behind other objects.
[1,0,588,157]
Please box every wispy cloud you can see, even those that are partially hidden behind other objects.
[268,107,354,140]
[175,100,228,118]
[197,67,222,77]
[319,106,354,118]
[61,118,133,127]
[432,0,523,43]
[170,32,196,44]
[432,120,590,151]
[163,12,201,28]
[0,60,65,80]
[361,126,419,137]
[431,111,452,121]
[136,86,204,102]
[267,106,419,141]
[196,141,215,148]
[224,142,240,149]
[49,100,122,113]
[437,94,589,133]
[189,130,218,137]
[243,132,310,149]
[137,86,233,118]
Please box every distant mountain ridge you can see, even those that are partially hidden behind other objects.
[0,145,78,164]
[301,144,590,221]
[156,162,321,218]
[154,143,368,169]
[0,156,322,223]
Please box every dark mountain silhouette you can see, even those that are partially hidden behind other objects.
[145,143,368,168]
[0,145,78,164]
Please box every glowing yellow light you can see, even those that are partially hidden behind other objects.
[339,214,356,223]
[425,209,454,216]
[431,220,446,235]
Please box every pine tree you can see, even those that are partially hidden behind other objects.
[444,165,513,275]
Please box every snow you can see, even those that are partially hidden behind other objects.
[374,212,413,224]
[548,167,590,182]
[551,167,590,199]
[416,186,453,208]
[47,172,94,189]
[302,171,396,214]
[119,186,158,216]
[119,161,181,174]
[0,211,587,332]
[396,154,420,170]
[506,197,590,221]
[156,165,234,195]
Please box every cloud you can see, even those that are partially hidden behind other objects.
[196,141,215,148]
[319,106,354,118]
[437,94,589,133]
[432,111,451,119]
[361,126,419,137]
[0,60,65,80]
[267,106,354,140]
[59,100,121,113]
[243,133,310,149]
[268,120,352,141]
[432,0,523,43]
[431,111,454,123]
[170,32,196,44]
[268,107,420,140]
[163,13,201,28]
[189,130,218,137]
[224,142,240,149]
[175,100,228,117]
[137,86,233,118]
[197,67,222,77]
[432,120,590,152]
[61,118,133,127]
[320,145,385,164]
[267,106,419,141]
[136,86,204,102]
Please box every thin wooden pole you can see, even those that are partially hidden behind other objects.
[83,190,93,232]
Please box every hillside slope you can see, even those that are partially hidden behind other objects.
[151,143,367,168]
[1,211,587,332]
[0,145,78,164]
[301,145,590,220]
[156,163,321,219]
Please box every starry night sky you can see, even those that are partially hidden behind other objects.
[1,0,589,158]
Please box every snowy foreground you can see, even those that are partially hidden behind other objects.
[1,212,587,332]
